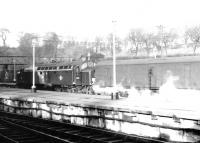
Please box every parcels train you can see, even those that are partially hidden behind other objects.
[1,56,200,94]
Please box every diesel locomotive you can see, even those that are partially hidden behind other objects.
[16,60,95,94]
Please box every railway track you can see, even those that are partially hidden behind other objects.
[0,117,68,143]
[0,111,167,143]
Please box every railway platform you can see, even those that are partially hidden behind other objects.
[0,87,200,142]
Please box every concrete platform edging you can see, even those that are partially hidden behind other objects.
[0,97,199,142]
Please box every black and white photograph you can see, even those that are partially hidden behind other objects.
[0,0,200,142]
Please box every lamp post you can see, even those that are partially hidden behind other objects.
[112,20,117,98]
[31,39,37,93]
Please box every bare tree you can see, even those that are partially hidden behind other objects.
[185,26,200,54]
[162,31,177,55]
[154,25,177,56]
[141,33,154,56]
[128,29,143,56]
[0,28,9,47]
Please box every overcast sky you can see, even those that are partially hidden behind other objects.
[1,0,200,46]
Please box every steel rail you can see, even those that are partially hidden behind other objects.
[0,118,72,143]
[0,111,168,143]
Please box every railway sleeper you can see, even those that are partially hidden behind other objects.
[0,118,71,143]
[0,111,166,143]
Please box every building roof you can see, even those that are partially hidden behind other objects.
[96,56,200,66]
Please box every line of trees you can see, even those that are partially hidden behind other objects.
[127,26,178,57]
[1,25,200,61]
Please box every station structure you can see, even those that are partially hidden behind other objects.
[0,88,199,142]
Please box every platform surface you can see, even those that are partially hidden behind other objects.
[0,87,200,120]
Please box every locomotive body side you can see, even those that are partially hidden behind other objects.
[16,60,95,93]
[37,66,75,87]
[35,64,79,91]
